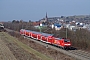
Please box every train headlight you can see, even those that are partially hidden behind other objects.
[64,44,71,46]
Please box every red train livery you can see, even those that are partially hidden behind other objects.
[20,29,71,49]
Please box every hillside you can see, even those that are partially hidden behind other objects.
[0,32,53,60]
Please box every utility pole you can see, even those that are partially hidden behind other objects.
[65,21,67,39]
[66,27,67,39]
[40,26,42,33]
[39,23,42,33]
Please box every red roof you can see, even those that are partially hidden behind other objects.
[32,22,40,26]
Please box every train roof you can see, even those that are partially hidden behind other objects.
[55,38,62,40]
[20,29,70,39]
[25,30,39,34]
[55,38,70,41]
[41,33,53,36]
[24,29,53,36]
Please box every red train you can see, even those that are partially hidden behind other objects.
[20,29,71,49]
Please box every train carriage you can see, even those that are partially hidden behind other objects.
[47,36,55,44]
[25,30,41,40]
[23,30,26,36]
[40,33,53,43]
[31,31,39,39]
[29,32,32,38]
[37,34,42,40]
[25,30,30,37]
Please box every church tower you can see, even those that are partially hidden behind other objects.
[45,12,48,22]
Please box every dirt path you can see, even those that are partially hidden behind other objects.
[0,38,17,60]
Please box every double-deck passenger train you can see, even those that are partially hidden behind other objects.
[20,29,71,49]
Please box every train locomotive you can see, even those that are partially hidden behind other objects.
[20,29,71,49]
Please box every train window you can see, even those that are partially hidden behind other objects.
[64,39,70,42]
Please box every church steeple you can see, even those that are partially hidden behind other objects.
[45,12,48,21]
[46,12,47,18]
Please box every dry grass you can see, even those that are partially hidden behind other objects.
[0,32,53,60]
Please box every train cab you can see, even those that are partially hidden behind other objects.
[20,29,23,35]
[20,29,26,36]
[53,38,71,49]
[63,39,71,48]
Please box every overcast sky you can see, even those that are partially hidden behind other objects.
[0,0,90,22]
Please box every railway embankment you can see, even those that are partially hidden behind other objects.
[6,29,90,60]
[0,32,53,60]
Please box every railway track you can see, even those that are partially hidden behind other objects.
[68,50,90,60]
[6,28,90,60]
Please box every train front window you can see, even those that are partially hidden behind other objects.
[64,39,70,42]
